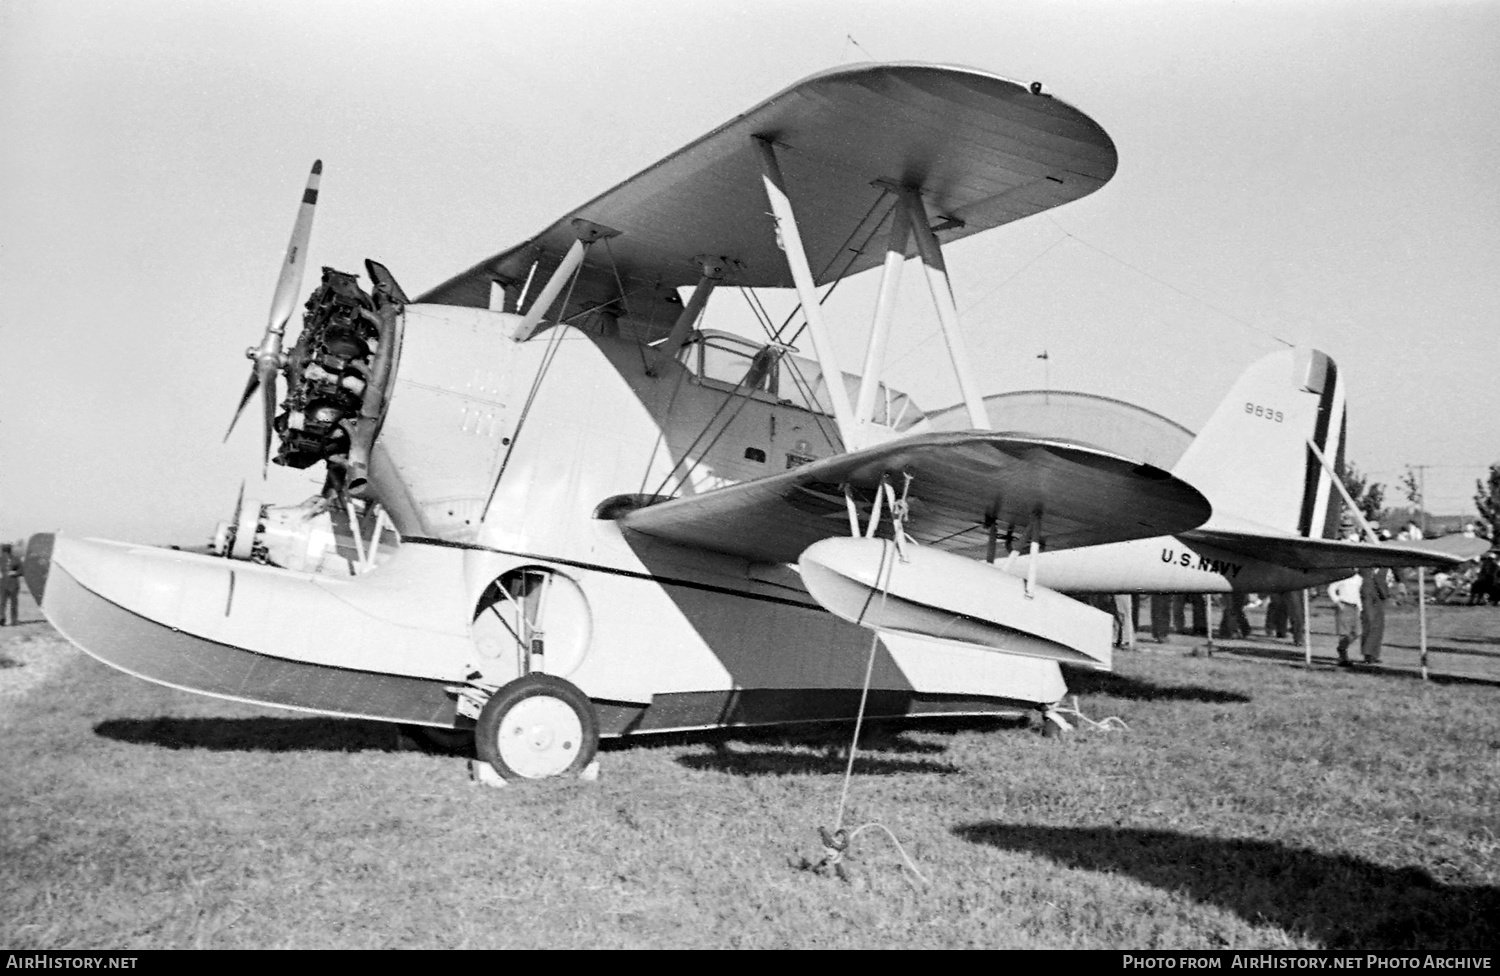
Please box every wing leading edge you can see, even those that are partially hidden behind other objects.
[617,431,1209,565]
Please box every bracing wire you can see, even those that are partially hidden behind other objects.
[481,259,587,515]
[739,287,842,453]
[601,236,655,375]
[778,192,898,349]
[647,355,766,500]
[1045,215,1294,349]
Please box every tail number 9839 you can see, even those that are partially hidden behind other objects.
[1245,402,1283,423]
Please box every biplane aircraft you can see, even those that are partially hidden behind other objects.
[20,63,1466,783]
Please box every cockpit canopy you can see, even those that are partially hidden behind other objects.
[675,330,924,431]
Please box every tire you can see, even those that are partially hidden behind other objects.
[474,674,599,780]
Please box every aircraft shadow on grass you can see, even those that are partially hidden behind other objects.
[676,748,960,777]
[1427,635,1500,648]
[92,713,988,774]
[1060,667,1251,704]
[1213,645,1500,688]
[954,822,1499,949]
[93,716,408,753]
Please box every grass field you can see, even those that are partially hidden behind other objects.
[1,593,1497,950]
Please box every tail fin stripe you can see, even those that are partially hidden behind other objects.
[1297,357,1339,537]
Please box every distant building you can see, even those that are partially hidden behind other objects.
[1376,507,1476,538]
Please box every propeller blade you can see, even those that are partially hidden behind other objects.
[224,367,262,442]
[258,361,279,472]
[268,160,322,338]
[226,160,320,460]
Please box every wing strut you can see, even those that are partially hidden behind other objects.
[904,188,990,431]
[648,256,727,375]
[854,191,909,436]
[513,219,620,342]
[754,137,857,447]
[1307,438,1378,543]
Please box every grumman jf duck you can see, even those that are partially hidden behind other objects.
[24,63,1472,783]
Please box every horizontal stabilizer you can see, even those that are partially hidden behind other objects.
[1182,525,1486,571]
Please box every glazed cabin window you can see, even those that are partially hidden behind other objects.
[680,333,779,397]
[776,353,926,431]
[671,332,925,431]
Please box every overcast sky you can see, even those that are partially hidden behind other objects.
[2,0,1496,544]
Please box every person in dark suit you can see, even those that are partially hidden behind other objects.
[1172,593,1208,636]
[1217,591,1252,639]
[1264,590,1308,643]
[0,544,20,626]
[1470,552,1500,605]
[1359,567,1392,664]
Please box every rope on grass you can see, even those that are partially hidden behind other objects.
[1051,694,1129,732]
[842,822,930,886]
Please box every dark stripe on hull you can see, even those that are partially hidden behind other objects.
[1298,356,1340,537]
[594,690,1029,737]
[46,564,459,726]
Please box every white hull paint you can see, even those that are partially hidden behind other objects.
[38,523,1067,735]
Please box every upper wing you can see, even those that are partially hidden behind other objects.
[1182,526,1489,571]
[417,63,1117,331]
[617,431,1208,565]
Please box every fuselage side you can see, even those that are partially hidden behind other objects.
[353,307,1063,725]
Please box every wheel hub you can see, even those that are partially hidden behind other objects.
[496,695,582,778]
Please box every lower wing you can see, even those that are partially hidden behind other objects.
[615,430,1210,565]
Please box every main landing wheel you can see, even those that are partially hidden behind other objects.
[475,674,599,781]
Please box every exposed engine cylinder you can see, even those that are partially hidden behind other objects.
[276,268,385,469]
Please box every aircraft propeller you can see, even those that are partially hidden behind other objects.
[224,160,323,472]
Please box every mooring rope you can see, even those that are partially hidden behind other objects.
[816,535,929,886]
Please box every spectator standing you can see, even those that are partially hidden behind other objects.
[1172,593,1208,636]
[1113,594,1135,650]
[1265,591,1307,642]
[0,544,19,626]
[1217,591,1252,639]
[1359,567,1391,664]
[1149,594,1173,643]
[1328,573,1363,667]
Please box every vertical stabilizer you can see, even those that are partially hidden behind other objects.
[1171,348,1346,537]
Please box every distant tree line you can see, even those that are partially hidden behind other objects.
[1474,463,1500,540]
[1334,461,1500,540]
